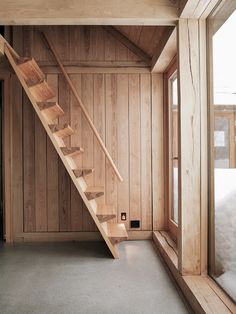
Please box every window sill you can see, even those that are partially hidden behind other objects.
[153,231,236,314]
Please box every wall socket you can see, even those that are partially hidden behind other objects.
[121,212,127,221]
[130,220,140,228]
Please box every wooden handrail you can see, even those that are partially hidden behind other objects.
[41,32,123,182]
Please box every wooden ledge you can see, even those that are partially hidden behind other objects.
[153,231,236,314]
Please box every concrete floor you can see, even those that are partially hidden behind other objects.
[0,240,190,314]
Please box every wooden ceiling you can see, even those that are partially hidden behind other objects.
[114,26,169,58]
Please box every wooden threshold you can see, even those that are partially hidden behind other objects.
[153,231,236,314]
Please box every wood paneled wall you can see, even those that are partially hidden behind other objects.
[10,26,164,240]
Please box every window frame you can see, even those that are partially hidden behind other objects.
[164,57,178,242]
[207,0,236,296]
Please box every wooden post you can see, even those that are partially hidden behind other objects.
[178,19,201,275]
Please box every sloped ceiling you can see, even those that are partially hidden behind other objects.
[114,26,173,58]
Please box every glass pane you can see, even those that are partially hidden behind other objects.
[170,74,178,224]
[209,3,236,302]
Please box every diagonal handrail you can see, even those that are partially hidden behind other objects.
[41,32,123,182]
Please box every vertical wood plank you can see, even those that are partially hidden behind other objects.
[81,74,96,231]
[23,95,36,232]
[117,74,129,229]
[35,114,47,231]
[152,74,165,230]
[3,75,12,242]
[92,27,105,61]
[140,74,152,231]
[70,74,83,231]
[94,74,106,205]
[69,26,81,62]
[58,75,71,231]
[178,19,201,275]
[129,74,141,227]
[105,74,118,220]
[11,27,24,239]
[104,32,116,61]
[47,74,59,231]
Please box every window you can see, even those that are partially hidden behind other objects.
[208,2,236,302]
[170,73,178,225]
[165,60,178,242]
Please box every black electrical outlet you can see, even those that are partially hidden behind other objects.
[130,220,140,228]
[121,212,126,221]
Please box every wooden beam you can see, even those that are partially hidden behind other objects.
[38,60,149,68]
[178,19,201,275]
[179,0,219,18]
[151,27,176,73]
[0,0,178,25]
[38,66,151,74]
[102,26,151,64]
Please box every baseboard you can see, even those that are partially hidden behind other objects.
[127,231,152,240]
[14,232,102,242]
[13,230,152,242]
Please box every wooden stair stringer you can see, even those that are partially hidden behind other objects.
[4,45,121,259]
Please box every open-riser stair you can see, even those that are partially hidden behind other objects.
[2,36,127,258]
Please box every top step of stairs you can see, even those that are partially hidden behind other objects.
[17,58,45,87]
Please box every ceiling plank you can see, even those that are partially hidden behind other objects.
[102,26,151,65]
[0,0,178,25]
[151,27,176,73]
[179,0,219,18]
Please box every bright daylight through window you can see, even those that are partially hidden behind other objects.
[210,4,236,302]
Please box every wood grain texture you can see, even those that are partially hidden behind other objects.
[178,19,201,275]
[93,74,106,205]
[58,75,71,231]
[117,74,129,229]
[129,74,141,226]
[179,0,219,19]
[152,74,164,230]
[0,0,178,25]
[10,26,162,237]
[105,74,118,223]
[70,74,83,231]
[35,113,47,231]
[140,74,152,230]
[46,74,59,231]
[23,95,36,232]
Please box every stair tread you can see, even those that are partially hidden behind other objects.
[96,205,116,223]
[29,80,55,102]
[17,57,45,87]
[37,102,65,122]
[73,168,94,178]
[61,147,84,157]
[85,187,104,201]
[49,123,74,138]
[104,223,128,242]
[86,186,104,192]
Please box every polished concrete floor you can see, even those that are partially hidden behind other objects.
[0,241,190,314]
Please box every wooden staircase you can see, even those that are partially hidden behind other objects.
[1,35,128,258]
